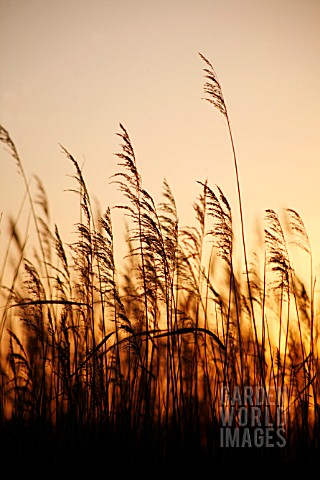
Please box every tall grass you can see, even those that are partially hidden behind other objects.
[0,55,319,476]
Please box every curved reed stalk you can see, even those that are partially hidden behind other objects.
[199,53,264,383]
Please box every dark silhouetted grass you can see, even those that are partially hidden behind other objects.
[0,55,318,478]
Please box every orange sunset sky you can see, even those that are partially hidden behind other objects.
[1,0,320,285]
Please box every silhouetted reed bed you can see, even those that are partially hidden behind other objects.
[0,55,319,477]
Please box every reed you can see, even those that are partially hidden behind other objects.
[0,54,318,477]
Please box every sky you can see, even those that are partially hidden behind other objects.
[1,0,320,283]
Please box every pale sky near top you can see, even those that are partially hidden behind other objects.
[1,0,320,280]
